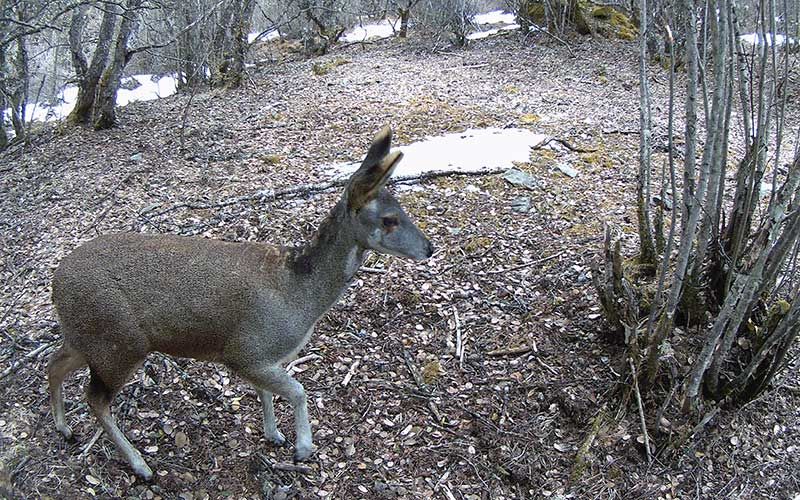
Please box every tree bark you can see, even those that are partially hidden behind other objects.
[9,26,28,139]
[636,0,656,268]
[211,0,254,87]
[93,0,142,130]
[68,2,118,125]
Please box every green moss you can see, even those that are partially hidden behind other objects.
[610,11,638,40]
[591,6,615,19]
[524,2,547,25]
[588,5,638,40]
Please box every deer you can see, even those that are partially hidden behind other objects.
[47,126,433,480]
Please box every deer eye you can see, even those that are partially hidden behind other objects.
[382,216,399,229]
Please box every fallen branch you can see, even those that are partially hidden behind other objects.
[486,345,534,357]
[0,342,56,381]
[453,307,465,369]
[629,358,652,463]
[527,26,575,58]
[532,137,598,153]
[571,408,605,481]
[402,349,444,424]
[285,353,321,372]
[140,167,512,219]
[485,251,563,275]
[271,462,314,474]
[341,358,361,387]
[80,429,104,457]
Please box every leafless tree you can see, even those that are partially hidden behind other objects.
[596,0,800,451]
[67,3,120,125]
[0,0,73,146]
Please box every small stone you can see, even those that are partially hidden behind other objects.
[175,431,189,448]
[555,163,579,178]
[511,196,532,213]
[502,168,538,190]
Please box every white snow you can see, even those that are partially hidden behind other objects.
[248,30,279,43]
[740,32,796,47]
[473,10,517,25]
[468,23,521,40]
[327,128,548,179]
[342,18,401,43]
[469,10,520,40]
[4,73,178,127]
[117,74,178,106]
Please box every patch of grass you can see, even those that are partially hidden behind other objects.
[520,113,541,124]
[311,57,350,76]
[463,236,492,253]
[580,149,614,170]
[260,154,283,167]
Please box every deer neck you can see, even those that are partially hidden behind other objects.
[287,199,364,311]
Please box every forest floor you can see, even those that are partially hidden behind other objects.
[1,31,799,500]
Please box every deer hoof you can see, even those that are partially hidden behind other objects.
[132,462,154,481]
[293,443,315,462]
[57,424,74,441]
[265,430,287,447]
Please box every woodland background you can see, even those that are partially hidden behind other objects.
[1,0,799,498]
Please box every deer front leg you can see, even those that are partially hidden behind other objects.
[242,366,314,461]
[258,389,286,447]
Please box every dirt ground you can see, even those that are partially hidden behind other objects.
[1,30,799,499]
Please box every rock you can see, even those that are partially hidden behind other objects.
[511,196,532,213]
[555,163,578,178]
[502,168,538,190]
[130,152,143,162]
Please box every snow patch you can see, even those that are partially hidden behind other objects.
[342,18,400,43]
[468,23,520,40]
[4,73,178,127]
[327,128,548,179]
[740,32,796,47]
[469,10,520,40]
[248,30,279,43]
[116,75,178,106]
[473,10,517,25]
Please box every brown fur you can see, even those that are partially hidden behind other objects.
[47,126,433,479]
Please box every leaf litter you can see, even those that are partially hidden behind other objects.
[1,32,799,499]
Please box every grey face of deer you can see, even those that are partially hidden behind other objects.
[354,190,433,260]
[346,127,433,261]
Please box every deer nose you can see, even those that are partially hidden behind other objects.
[425,240,434,258]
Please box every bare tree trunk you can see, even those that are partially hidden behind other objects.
[68,6,88,81]
[94,0,142,130]
[68,2,118,125]
[9,28,28,140]
[178,1,206,89]
[636,0,656,269]
[211,0,254,87]
[398,0,420,37]
[398,8,410,37]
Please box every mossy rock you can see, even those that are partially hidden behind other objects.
[522,1,547,26]
[590,6,638,41]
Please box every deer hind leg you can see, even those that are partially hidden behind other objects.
[86,360,152,480]
[240,366,313,461]
[258,389,287,447]
[47,345,87,440]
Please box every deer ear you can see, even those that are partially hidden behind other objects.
[347,127,403,209]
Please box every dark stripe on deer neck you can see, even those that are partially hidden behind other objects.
[288,199,364,283]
